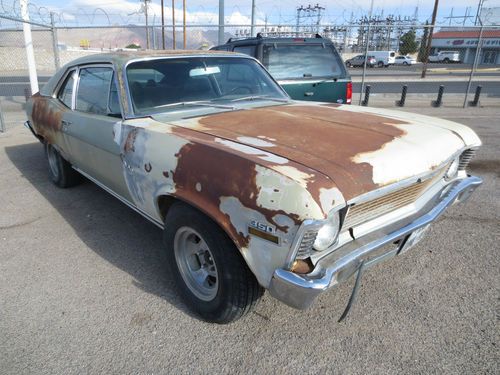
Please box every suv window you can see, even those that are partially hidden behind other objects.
[76,67,114,115]
[233,45,256,56]
[57,70,76,108]
[262,44,343,79]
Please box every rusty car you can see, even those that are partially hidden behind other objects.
[25,51,482,323]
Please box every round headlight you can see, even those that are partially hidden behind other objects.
[313,213,340,251]
[445,157,460,180]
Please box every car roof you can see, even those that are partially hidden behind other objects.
[63,49,241,67]
[218,35,332,46]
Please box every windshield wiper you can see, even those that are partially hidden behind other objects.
[154,100,235,110]
[230,95,289,103]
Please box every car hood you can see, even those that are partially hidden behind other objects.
[158,103,480,201]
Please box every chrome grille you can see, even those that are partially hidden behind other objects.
[459,149,476,170]
[296,230,318,259]
[343,167,447,229]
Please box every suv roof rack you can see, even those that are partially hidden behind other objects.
[225,32,323,44]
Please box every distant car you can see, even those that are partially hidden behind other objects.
[394,55,417,65]
[211,34,352,104]
[345,55,376,68]
[368,50,397,67]
[428,51,461,63]
[25,51,483,323]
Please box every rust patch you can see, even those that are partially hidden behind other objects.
[31,95,64,143]
[190,104,407,200]
[124,128,138,153]
[171,141,301,247]
[144,162,152,172]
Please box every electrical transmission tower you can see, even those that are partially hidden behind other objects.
[296,4,325,35]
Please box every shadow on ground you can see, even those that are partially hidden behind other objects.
[5,141,198,319]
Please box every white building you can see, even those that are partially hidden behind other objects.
[431,29,500,65]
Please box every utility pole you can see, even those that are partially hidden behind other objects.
[218,0,224,45]
[250,0,256,37]
[20,0,38,95]
[420,0,439,79]
[161,0,165,49]
[172,0,176,49]
[144,0,150,49]
[183,0,186,49]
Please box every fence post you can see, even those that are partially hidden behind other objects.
[463,24,484,108]
[50,13,60,70]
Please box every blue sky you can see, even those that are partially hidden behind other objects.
[1,0,499,27]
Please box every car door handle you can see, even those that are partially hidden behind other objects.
[304,92,314,97]
[61,120,72,131]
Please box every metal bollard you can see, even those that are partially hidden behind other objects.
[0,99,5,133]
[431,85,444,107]
[468,85,482,107]
[24,87,32,102]
[396,84,408,107]
[361,85,371,106]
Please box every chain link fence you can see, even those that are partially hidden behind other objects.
[1,15,499,132]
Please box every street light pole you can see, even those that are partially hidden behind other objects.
[359,0,374,105]
[172,0,176,49]
[218,0,224,45]
[161,0,165,49]
[251,0,256,37]
[183,0,186,49]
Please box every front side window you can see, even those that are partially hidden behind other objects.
[262,44,344,79]
[76,67,114,115]
[126,57,287,115]
[57,70,76,108]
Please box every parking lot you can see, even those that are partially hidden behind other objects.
[0,103,498,374]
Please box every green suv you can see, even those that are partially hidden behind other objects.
[211,34,352,104]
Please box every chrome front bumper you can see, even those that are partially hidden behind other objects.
[269,175,482,310]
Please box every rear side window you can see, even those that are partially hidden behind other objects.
[262,44,344,79]
[57,71,76,108]
[233,45,256,57]
[76,67,114,115]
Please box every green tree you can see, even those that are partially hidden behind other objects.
[417,22,429,62]
[125,43,141,49]
[399,30,419,55]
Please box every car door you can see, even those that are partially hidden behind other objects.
[61,65,132,201]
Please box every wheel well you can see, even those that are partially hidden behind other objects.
[157,195,178,222]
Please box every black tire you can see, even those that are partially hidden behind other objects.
[403,61,409,65]
[377,61,384,68]
[346,62,352,67]
[443,58,450,63]
[163,202,264,323]
[45,143,81,188]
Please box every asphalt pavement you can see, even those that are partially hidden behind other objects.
[0,105,498,374]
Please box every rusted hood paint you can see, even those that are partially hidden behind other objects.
[161,103,471,201]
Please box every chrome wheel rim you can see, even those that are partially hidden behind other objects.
[174,227,218,301]
[47,145,60,180]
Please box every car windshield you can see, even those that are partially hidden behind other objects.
[262,43,344,79]
[126,56,288,115]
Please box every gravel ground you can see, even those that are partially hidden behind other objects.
[0,106,498,374]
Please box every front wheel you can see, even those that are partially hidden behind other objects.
[377,61,384,68]
[163,203,264,323]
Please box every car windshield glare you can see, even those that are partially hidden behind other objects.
[126,57,288,115]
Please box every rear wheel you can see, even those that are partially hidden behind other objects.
[443,58,450,63]
[377,61,384,68]
[45,143,81,188]
[163,202,264,323]
[403,61,409,65]
[346,62,352,68]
